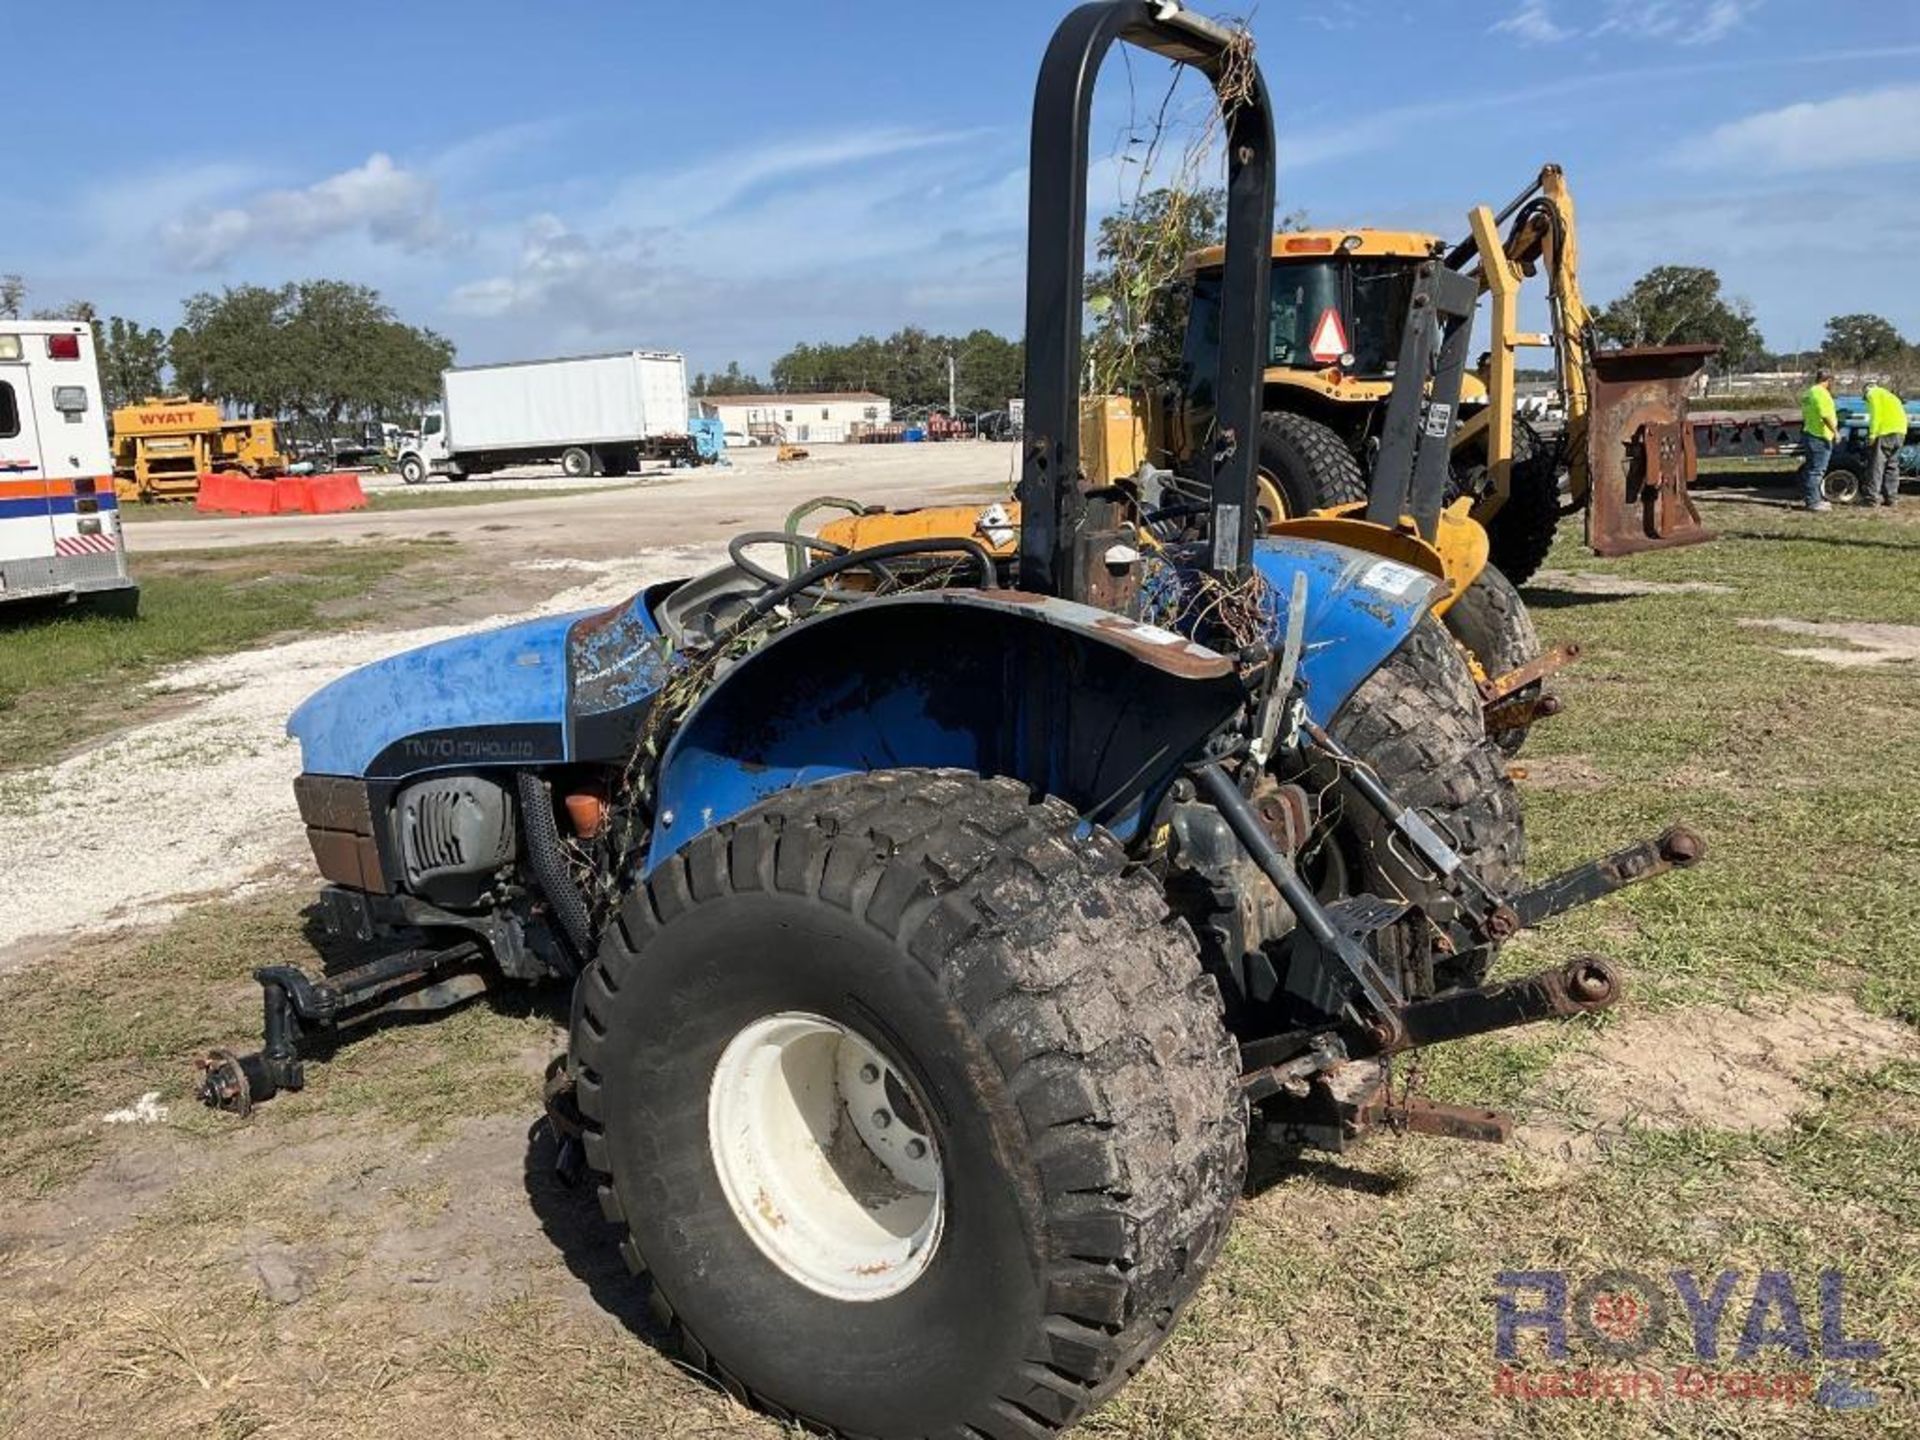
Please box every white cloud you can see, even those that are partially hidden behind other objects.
[1491,3,1573,44]
[1493,0,1762,46]
[1685,85,1920,173]
[158,153,451,270]
[448,214,684,323]
[1593,0,1763,44]
[442,127,1012,353]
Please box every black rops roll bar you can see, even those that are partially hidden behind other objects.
[1016,1,1276,599]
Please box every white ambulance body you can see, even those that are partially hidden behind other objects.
[0,320,137,613]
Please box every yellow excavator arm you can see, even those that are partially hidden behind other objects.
[1452,164,1593,515]
[1453,164,1713,564]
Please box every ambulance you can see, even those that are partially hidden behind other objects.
[0,319,138,614]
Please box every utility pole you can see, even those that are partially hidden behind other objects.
[947,352,957,417]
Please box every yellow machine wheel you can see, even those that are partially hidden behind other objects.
[1255,472,1289,528]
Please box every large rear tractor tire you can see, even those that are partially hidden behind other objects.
[570,770,1245,1440]
[1328,615,1526,988]
[1442,563,1542,756]
[1257,410,1367,519]
[1475,420,1562,587]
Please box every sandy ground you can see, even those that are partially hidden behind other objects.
[128,442,1017,555]
[1739,616,1920,667]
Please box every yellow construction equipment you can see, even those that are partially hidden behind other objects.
[1172,163,1713,588]
[110,397,286,502]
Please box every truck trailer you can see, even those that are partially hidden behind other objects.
[397,350,696,483]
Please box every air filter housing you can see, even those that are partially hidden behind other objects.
[395,775,516,908]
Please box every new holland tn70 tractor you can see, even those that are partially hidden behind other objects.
[198,7,1702,1436]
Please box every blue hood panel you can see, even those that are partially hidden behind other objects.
[288,610,589,777]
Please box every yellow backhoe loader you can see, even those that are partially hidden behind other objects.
[1172,164,1715,589]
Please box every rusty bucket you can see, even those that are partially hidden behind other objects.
[1585,343,1717,558]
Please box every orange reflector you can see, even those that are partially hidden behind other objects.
[1282,236,1336,254]
[564,791,608,837]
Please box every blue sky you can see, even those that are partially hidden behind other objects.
[13,0,1920,374]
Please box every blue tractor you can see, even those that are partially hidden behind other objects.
[197,6,1701,1435]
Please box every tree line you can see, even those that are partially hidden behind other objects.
[0,273,452,431]
[695,327,1026,415]
[1586,267,1917,381]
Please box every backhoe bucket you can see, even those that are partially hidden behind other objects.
[1584,343,1717,557]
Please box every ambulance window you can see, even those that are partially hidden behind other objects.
[0,382,17,439]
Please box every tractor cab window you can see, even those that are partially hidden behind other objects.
[1264,258,1416,377]
[1186,255,1421,392]
[423,414,442,436]
[1267,260,1342,368]
[1347,260,1417,376]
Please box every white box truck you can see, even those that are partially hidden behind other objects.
[0,319,138,614]
[398,350,695,484]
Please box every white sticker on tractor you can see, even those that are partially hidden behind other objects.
[1360,559,1425,598]
[1128,623,1184,646]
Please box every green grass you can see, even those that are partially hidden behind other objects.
[0,892,557,1198]
[0,542,444,771]
[364,481,645,511]
[116,480,648,522]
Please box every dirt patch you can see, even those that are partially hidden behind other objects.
[1530,568,1735,597]
[1739,616,1920,667]
[1509,754,1608,791]
[1518,995,1918,1163]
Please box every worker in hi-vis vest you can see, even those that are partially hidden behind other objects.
[1861,380,1908,508]
[1798,370,1840,511]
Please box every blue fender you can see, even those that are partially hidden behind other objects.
[1246,536,1445,723]
[646,590,1244,870]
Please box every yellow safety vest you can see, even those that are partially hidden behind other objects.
[1800,385,1837,440]
[1865,387,1908,441]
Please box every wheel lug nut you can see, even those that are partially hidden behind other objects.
[871,1109,892,1129]
[858,1063,880,1084]
[905,1139,926,1159]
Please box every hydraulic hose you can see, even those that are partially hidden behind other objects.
[515,771,592,974]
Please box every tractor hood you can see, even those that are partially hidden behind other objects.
[288,610,589,779]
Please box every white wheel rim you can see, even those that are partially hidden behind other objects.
[707,1012,944,1301]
